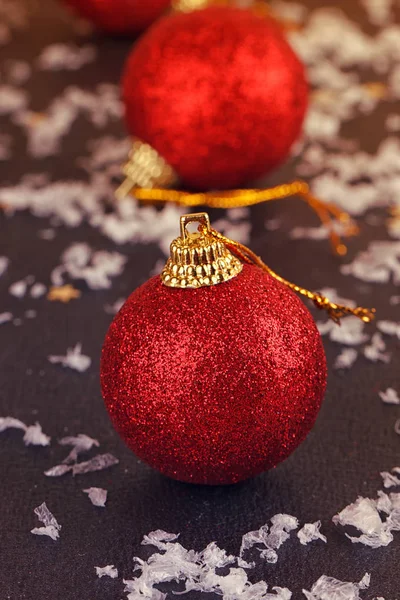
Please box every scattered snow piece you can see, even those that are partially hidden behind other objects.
[0,417,50,446]
[31,502,61,541]
[95,565,118,579]
[386,113,400,132]
[332,494,400,548]
[60,243,127,290]
[0,256,9,276]
[59,433,99,463]
[379,388,399,405]
[297,522,327,546]
[303,572,370,600]
[341,241,400,284]
[361,0,394,26]
[240,514,299,565]
[377,320,400,339]
[23,423,51,447]
[389,295,400,305]
[6,59,31,84]
[104,298,125,315]
[9,279,27,298]
[30,282,47,298]
[334,348,358,369]
[363,333,391,363]
[0,85,28,115]
[0,416,26,432]
[395,419,400,435]
[83,487,107,507]
[0,312,13,325]
[124,530,292,600]
[48,343,91,372]
[37,43,96,71]
[13,318,22,327]
[25,309,37,319]
[380,468,400,488]
[38,228,56,240]
[317,316,368,346]
[72,453,119,476]
[44,464,73,477]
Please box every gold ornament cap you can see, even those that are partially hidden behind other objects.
[161,213,243,288]
[116,138,179,200]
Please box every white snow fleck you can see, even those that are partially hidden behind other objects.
[37,43,96,71]
[31,502,61,541]
[361,0,394,26]
[377,320,400,339]
[48,343,91,372]
[6,59,31,84]
[334,348,358,369]
[379,388,399,405]
[395,419,400,435]
[0,312,13,325]
[9,279,28,298]
[30,282,47,298]
[303,572,370,600]
[380,468,400,489]
[0,417,50,446]
[0,85,28,115]
[317,316,368,346]
[104,298,125,315]
[0,256,9,276]
[59,433,99,463]
[23,423,51,447]
[60,243,127,290]
[95,565,118,579]
[72,453,119,476]
[83,487,107,507]
[341,241,400,284]
[363,333,391,364]
[240,514,299,565]
[44,464,73,477]
[297,521,327,545]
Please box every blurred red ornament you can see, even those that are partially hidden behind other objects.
[63,0,171,34]
[101,214,326,485]
[122,6,308,190]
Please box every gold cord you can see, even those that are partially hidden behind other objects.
[203,226,375,324]
[132,181,359,257]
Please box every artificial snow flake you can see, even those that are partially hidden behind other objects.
[83,487,107,507]
[60,243,127,290]
[123,529,292,600]
[303,573,371,600]
[45,453,118,477]
[395,419,400,435]
[240,514,299,565]
[31,502,61,541]
[48,343,91,372]
[37,43,96,71]
[380,468,400,489]
[9,279,27,298]
[0,312,13,325]
[23,423,51,447]
[104,298,125,315]
[0,416,50,446]
[377,320,400,339]
[6,59,31,84]
[379,388,399,405]
[334,348,358,369]
[317,316,368,346]
[30,282,47,298]
[341,241,400,284]
[0,85,28,115]
[297,521,327,546]
[0,256,9,276]
[95,565,118,579]
[59,433,100,463]
[363,333,391,364]
[333,492,400,548]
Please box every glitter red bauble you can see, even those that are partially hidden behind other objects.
[101,264,326,485]
[122,6,308,190]
[62,0,171,34]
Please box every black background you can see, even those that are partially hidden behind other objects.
[0,1,399,599]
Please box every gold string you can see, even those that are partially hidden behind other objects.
[202,226,375,324]
[132,181,359,257]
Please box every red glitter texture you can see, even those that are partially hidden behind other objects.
[62,0,171,34]
[101,264,326,485]
[122,6,308,190]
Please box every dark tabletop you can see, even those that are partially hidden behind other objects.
[0,1,399,599]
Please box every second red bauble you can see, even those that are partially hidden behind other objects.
[122,6,308,189]
[63,0,171,34]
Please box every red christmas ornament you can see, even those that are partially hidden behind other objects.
[121,6,308,191]
[101,214,327,485]
[62,0,171,34]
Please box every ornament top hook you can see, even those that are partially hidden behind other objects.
[161,212,243,289]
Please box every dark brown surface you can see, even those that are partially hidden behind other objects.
[0,1,399,598]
